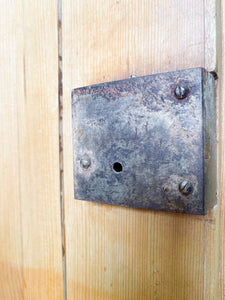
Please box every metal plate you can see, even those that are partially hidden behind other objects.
[72,68,216,214]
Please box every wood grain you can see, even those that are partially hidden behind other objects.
[0,1,63,299]
[62,0,220,299]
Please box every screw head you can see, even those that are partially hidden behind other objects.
[162,185,170,194]
[179,180,194,195]
[174,84,189,99]
[80,156,91,169]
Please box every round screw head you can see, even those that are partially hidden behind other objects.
[162,185,170,194]
[179,180,194,195]
[174,84,189,99]
[80,156,91,169]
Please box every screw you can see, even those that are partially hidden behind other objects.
[162,185,169,194]
[179,180,194,195]
[174,84,189,99]
[80,156,91,169]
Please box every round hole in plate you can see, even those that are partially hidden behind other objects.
[113,162,123,173]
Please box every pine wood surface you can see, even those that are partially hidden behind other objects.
[0,0,224,299]
[0,1,63,299]
[62,0,221,299]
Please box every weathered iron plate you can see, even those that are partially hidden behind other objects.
[72,68,216,214]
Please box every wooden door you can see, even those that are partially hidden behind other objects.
[1,0,225,299]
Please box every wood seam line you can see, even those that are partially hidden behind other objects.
[58,0,67,299]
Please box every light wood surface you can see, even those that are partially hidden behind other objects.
[0,0,224,299]
[62,0,221,299]
[0,1,63,299]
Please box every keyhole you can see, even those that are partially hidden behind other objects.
[113,162,123,173]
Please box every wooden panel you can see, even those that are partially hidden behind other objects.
[0,1,63,299]
[62,0,220,299]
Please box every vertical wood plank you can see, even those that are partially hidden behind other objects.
[62,0,220,299]
[0,1,63,299]
[203,0,221,299]
[218,0,225,298]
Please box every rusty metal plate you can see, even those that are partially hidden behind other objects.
[72,68,216,215]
